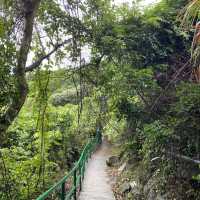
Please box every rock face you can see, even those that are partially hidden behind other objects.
[143,174,167,200]
[143,176,158,195]
[156,194,166,200]
[130,181,143,199]
[106,155,119,167]
[118,178,166,200]
[118,162,126,175]
[146,189,157,200]
[119,182,131,194]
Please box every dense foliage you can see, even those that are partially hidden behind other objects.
[0,0,200,199]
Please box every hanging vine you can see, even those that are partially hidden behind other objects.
[33,67,51,189]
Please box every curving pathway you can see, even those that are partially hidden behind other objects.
[78,140,115,200]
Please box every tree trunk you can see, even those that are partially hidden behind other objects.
[0,0,41,143]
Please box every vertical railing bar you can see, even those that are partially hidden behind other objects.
[79,161,82,191]
[61,181,65,200]
[73,168,77,200]
[82,154,85,180]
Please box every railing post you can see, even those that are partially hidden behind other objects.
[79,163,82,191]
[86,148,88,162]
[82,155,85,179]
[61,182,65,200]
[96,127,102,145]
[74,169,77,200]
[89,143,92,158]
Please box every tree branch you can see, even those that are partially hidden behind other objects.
[150,61,190,112]
[166,151,200,165]
[25,38,72,72]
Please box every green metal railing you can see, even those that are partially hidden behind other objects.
[36,130,102,200]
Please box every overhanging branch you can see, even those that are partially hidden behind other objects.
[25,38,72,72]
[166,151,200,165]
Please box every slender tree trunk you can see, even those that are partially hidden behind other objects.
[0,0,41,142]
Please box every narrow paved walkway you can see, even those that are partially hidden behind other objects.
[79,140,115,200]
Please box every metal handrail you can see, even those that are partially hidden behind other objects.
[36,130,102,200]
